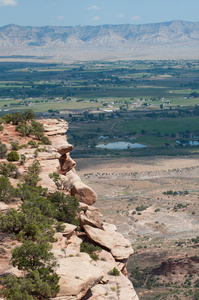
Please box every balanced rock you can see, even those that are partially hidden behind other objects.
[66,170,97,205]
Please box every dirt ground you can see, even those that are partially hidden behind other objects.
[75,156,199,298]
[75,155,199,245]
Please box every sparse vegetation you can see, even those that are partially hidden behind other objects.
[80,241,102,260]
[108,267,120,276]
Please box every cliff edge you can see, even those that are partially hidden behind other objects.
[0,118,138,300]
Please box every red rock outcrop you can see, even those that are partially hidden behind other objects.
[0,118,139,300]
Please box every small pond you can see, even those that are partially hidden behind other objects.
[96,141,147,150]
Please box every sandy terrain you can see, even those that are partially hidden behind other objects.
[75,156,199,242]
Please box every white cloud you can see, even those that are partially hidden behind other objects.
[92,16,100,21]
[129,15,140,21]
[57,16,64,20]
[117,14,125,19]
[0,0,17,6]
[87,5,100,10]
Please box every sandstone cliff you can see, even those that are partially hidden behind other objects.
[0,118,138,300]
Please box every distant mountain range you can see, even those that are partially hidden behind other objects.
[0,20,199,61]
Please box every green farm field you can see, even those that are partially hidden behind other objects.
[117,116,199,135]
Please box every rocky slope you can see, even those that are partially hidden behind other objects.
[0,20,199,60]
[0,118,138,300]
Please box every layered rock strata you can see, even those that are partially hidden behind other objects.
[0,119,138,300]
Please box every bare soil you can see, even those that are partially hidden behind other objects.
[75,156,199,299]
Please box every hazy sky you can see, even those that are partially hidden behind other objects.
[0,0,198,27]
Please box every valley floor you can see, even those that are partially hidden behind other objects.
[75,156,199,299]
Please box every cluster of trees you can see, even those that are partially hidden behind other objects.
[0,159,80,298]
[1,110,51,146]
[0,111,80,299]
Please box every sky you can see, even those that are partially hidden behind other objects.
[0,0,199,27]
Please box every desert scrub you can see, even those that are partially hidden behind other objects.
[108,267,120,276]
[80,241,102,260]
[136,205,148,212]
[40,135,51,145]
[0,162,18,178]
[0,142,7,158]
[7,151,19,162]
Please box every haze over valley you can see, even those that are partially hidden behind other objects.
[1,20,199,61]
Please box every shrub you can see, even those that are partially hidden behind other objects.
[0,142,7,158]
[40,135,51,145]
[11,112,25,125]
[24,172,40,187]
[22,110,36,121]
[80,241,102,258]
[0,241,60,299]
[28,140,38,148]
[136,205,148,212]
[16,123,32,137]
[20,154,26,165]
[7,150,19,161]
[0,206,55,242]
[90,254,99,260]
[28,160,41,175]
[2,113,12,124]
[23,160,41,187]
[48,192,80,225]
[31,120,44,140]
[0,162,18,177]
[108,267,120,276]
[0,176,15,203]
[49,172,61,189]
[11,141,20,151]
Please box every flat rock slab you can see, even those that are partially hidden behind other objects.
[83,225,134,260]
[56,256,104,298]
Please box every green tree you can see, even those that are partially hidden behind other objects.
[0,142,7,158]
[0,162,18,177]
[22,110,36,121]
[11,241,57,272]
[0,176,15,203]
[49,172,61,189]
[16,123,32,137]
[48,192,80,225]
[11,112,24,125]
[1,241,60,299]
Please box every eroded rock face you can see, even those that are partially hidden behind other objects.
[66,170,97,205]
[39,119,97,205]
[83,225,134,261]
[39,119,138,299]
[56,256,104,298]
[59,153,76,175]
[0,119,138,300]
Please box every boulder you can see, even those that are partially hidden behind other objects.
[85,210,103,227]
[83,225,134,260]
[59,153,76,174]
[66,170,97,205]
[55,256,104,299]
[48,135,74,155]
[0,202,9,211]
[80,214,103,230]
[61,223,77,237]
[103,222,117,234]
[80,202,101,212]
